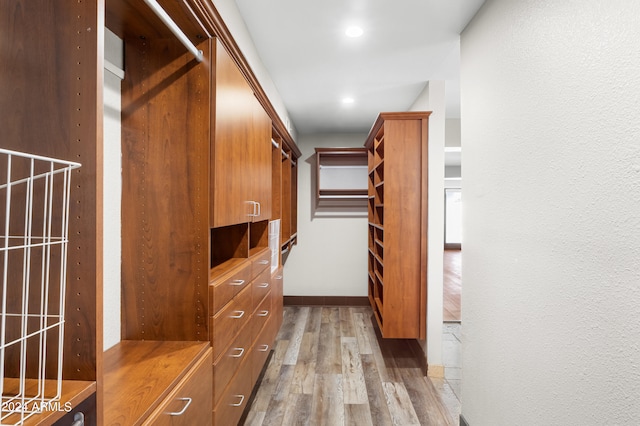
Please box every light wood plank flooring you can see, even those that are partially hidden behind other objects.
[443,249,461,322]
[244,306,458,425]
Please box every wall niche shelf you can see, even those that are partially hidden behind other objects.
[315,147,368,207]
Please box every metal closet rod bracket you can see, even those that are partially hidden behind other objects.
[143,0,204,62]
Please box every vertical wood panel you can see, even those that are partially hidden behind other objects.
[384,120,423,337]
[251,96,273,221]
[271,136,283,221]
[0,0,102,384]
[280,149,292,245]
[121,36,210,341]
[211,39,254,227]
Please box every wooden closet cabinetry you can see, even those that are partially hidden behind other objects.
[210,247,278,426]
[276,138,299,255]
[104,342,212,425]
[365,112,431,339]
[6,0,298,422]
[208,36,298,424]
[212,40,272,227]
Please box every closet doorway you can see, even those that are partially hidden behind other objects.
[444,188,461,322]
[444,188,462,250]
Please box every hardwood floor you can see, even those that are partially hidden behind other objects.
[443,249,461,322]
[244,306,458,425]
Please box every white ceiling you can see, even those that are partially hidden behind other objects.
[233,0,485,135]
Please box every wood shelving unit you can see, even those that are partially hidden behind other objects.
[365,112,431,339]
[280,140,299,259]
[315,147,368,207]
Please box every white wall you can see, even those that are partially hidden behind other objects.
[284,133,369,297]
[445,118,461,148]
[461,1,640,424]
[103,29,123,350]
[409,82,446,370]
[212,0,297,139]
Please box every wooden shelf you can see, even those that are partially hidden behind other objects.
[3,380,96,426]
[210,257,248,280]
[369,223,384,231]
[364,112,431,339]
[318,188,368,197]
[374,297,384,314]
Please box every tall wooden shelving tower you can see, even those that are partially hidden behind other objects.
[365,112,431,339]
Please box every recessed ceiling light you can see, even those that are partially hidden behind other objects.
[342,97,355,104]
[345,26,363,38]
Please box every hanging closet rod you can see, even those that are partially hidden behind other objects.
[143,0,204,62]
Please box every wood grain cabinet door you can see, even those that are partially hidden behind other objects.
[212,40,254,227]
[249,94,272,222]
[212,40,273,227]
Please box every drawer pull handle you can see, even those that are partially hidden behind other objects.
[259,344,269,352]
[275,275,283,280]
[231,347,245,358]
[231,394,245,407]
[230,279,245,286]
[258,260,269,265]
[257,310,269,317]
[258,282,269,288]
[230,310,245,319]
[169,397,192,416]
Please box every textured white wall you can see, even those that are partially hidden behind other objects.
[284,133,369,296]
[461,1,640,424]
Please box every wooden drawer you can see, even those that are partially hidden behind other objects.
[251,267,271,311]
[104,341,211,426]
[250,248,271,278]
[210,285,252,360]
[213,358,252,426]
[213,319,252,406]
[251,314,276,386]
[210,261,251,314]
[252,292,272,343]
[144,348,213,425]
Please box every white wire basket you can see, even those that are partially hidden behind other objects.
[0,148,81,425]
